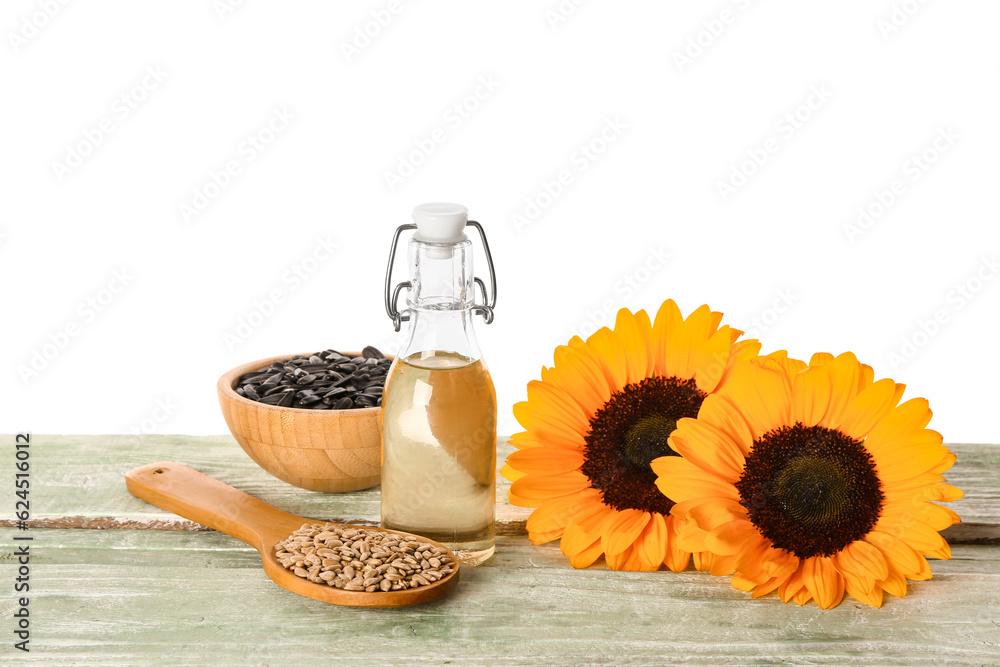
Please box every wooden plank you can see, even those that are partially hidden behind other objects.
[1,528,998,665]
[1,435,995,542]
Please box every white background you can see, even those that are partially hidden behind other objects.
[2,0,997,443]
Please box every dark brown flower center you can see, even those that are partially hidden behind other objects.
[735,423,884,559]
[582,375,705,515]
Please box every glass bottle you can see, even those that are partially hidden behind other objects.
[381,203,498,565]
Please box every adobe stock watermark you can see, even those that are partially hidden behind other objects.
[340,0,413,63]
[715,84,833,202]
[511,116,627,233]
[16,268,134,385]
[7,0,71,54]
[569,244,671,340]
[383,75,500,192]
[213,0,249,20]
[178,106,295,223]
[51,65,168,183]
[223,235,339,351]
[843,126,958,244]
[887,254,998,371]
[121,397,180,441]
[737,288,797,339]
[672,0,755,73]
[544,0,590,31]
[877,0,930,41]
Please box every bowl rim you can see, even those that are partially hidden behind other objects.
[217,351,390,416]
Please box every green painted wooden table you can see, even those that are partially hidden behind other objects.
[2,435,998,666]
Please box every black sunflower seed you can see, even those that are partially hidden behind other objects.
[362,346,384,359]
[234,348,391,411]
[261,373,283,387]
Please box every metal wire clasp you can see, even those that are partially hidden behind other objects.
[383,220,497,332]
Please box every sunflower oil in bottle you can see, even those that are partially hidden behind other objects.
[381,203,498,565]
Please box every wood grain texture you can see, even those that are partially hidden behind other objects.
[0,435,992,542]
[1,530,997,666]
[217,353,384,492]
[124,461,459,608]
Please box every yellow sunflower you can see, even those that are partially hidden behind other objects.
[502,300,761,571]
[652,351,962,608]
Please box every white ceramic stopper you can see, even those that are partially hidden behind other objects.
[412,202,468,245]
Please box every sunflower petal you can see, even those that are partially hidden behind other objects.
[505,445,584,476]
[818,352,861,430]
[525,487,602,535]
[652,299,684,378]
[670,497,746,531]
[761,547,800,579]
[634,309,657,378]
[880,568,908,598]
[694,394,754,455]
[692,326,734,394]
[567,535,605,568]
[544,353,608,418]
[845,577,883,608]
[675,305,716,380]
[865,398,933,456]
[717,338,763,389]
[636,512,668,569]
[791,366,832,427]
[586,327,630,392]
[560,521,597,558]
[601,509,650,556]
[525,380,591,435]
[500,463,527,483]
[750,576,783,599]
[833,540,888,593]
[652,456,741,503]
[509,471,591,505]
[668,418,745,483]
[865,530,927,579]
[675,518,708,552]
[512,401,587,450]
[871,429,950,482]
[663,515,692,572]
[613,309,648,386]
[766,351,807,381]
[802,557,845,609]
[810,352,834,366]
[716,358,792,438]
[528,528,565,545]
[704,519,755,556]
[931,483,964,502]
[874,517,947,553]
[838,378,903,440]
[779,567,806,603]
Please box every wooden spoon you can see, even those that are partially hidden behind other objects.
[125,461,460,608]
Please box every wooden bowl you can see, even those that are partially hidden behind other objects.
[217,352,386,493]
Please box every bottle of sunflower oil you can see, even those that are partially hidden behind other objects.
[381,203,498,565]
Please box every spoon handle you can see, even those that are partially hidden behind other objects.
[125,461,303,551]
